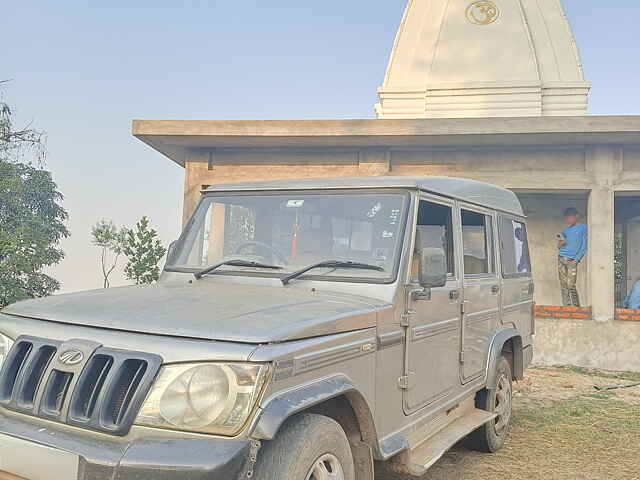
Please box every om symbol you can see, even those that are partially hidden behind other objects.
[466,1,500,25]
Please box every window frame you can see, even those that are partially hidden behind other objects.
[498,214,532,279]
[459,204,497,279]
[413,194,459,282]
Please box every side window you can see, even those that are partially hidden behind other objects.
[461,209,493,276]
[500,217,531,276]
[414,200,456,278]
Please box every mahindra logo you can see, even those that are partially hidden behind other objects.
[58,349,84,366]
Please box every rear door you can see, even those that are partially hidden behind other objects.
[459,205,500,382]
[498,216,534,338]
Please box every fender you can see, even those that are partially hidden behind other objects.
[251,375,376,443]
[485,328,523,389]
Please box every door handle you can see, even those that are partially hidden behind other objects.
[491,285,500,294]
[449,289,460,300]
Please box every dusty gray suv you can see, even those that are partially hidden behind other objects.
[0,177,534,480]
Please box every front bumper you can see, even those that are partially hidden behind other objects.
[0,410,253,480]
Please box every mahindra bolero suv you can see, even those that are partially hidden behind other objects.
[0,176,534,480]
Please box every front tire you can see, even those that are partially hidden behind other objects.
[253,413,355,480]
[467,355,513,453]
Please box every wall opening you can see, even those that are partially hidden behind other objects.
[515,192,589,311]
[615,194,640,312]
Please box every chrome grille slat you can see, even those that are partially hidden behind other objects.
[0,336,162,436]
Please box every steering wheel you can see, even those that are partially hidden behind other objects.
[234,241,287,266]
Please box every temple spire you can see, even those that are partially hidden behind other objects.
[376,0,590,118]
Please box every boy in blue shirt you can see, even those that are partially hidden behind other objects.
[557,207,588,306]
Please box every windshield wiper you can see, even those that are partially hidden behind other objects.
[194,259,282,280]
[281,260,384,285]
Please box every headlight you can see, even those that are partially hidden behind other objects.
[135,362,268,436]
[0,334,14,371]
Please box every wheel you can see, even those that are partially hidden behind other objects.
[253,413,355,480]
[467,355,513,453]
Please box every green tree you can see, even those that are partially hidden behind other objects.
[0,87,69,308]
[0,84,46,167]
[123,217,166,285]
[91,220,127,288]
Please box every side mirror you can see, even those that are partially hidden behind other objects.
[418,247,447,289]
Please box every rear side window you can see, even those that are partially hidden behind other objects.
[499,217,531,276]
[461,209,494,276]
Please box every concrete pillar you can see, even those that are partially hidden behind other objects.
[207,203,226,263]
[586,147,621,321]
[182,157,210,226]
[588,186,615,321]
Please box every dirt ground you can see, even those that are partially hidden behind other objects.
[376,366,640,480]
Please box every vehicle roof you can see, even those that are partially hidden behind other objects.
[203,176,524,216]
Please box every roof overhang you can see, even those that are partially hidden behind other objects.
[132,116,640,167]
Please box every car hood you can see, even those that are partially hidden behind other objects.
[2,281,387,343]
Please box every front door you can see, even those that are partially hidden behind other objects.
[459,206,500,382]
[403,195,462,414]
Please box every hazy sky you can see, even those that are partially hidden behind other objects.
[3,1,640,293]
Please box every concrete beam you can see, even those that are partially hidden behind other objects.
[358,148,390,176]
[132,116,640,167]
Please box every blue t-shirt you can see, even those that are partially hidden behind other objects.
[559,224,588,262]
[625,281,640,310]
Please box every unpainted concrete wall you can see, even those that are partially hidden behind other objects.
[533,318,640,371]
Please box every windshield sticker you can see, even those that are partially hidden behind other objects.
[286,199,305,208]
[382,230,394,238]
[389,209,400,225]
[366,202,382,218]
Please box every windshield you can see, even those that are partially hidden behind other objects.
[166,191,408,282]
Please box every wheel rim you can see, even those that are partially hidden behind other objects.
[493,372,512,436]
[305,453,345,480]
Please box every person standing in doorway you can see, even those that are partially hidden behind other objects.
[557,207,588,306]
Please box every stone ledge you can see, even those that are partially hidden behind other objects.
[534,304,592,320]
[615,308,640,322]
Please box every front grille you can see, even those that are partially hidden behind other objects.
[0,336,162,436]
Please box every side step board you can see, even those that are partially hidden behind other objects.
[393,408,496,477]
